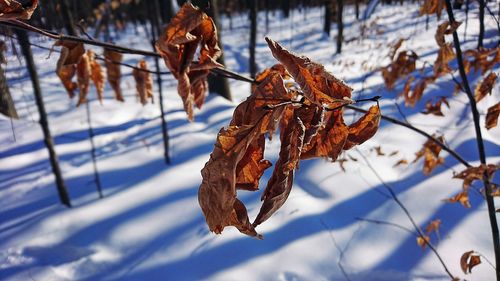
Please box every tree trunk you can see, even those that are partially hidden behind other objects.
[323,0,331,36]
[159,0,175,24]
[336,0,344,54]
[281,0,290,18]
[478,0,485,48]
[15,29,71,207]
[58,0,77,36]
[192,0,232,101]
[355,0,360,20]
[248,0,257,78]
[0,63,18,119]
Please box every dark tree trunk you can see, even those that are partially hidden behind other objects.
[336,0,344,54]
[323,0,331,36]
[159,0,175,24]
[0,63,18,119]
[192,0,232,101]
[281,0,290,18]
[16,29,71,207]
[355,0,360,20]
[58,0,77,36]
[478,0,485,48]
[248,0,257,78]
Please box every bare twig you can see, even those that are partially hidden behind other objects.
[355,217,416,235]
[320,219,353,281]
[356,148,456,279]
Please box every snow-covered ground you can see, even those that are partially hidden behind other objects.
[1,3,499,281]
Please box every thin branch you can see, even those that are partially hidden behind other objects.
[355,217,417,235]
[320,219,353,281]
[356,148,456,279]
[347,105,471,168]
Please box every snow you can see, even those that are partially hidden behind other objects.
[1,2,499,281]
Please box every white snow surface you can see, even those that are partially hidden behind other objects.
[1,3,499,281]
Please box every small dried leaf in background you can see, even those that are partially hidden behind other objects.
[132,60,154,105]
[485,102,500,130]
[76,53,91,106]
[474,72,497,103]
[87,50,106,104]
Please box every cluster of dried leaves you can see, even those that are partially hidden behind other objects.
[446,164,500,208]
[0,0,38,21]
[156,3,222,121]
[417,218,441,249]
[198,38,381,238]
[55,41,154,106]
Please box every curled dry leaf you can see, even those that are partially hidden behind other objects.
[382,51,417,90]
[199,73,290,238]
[0,0,38,20]
[253,114,305,227]
[460,251,482,274]
[454,164,499,189]
[405,77,435,107]
[76,53,91,107]
[416,235,431,249]
[393,159,408,167]
[389,38,405,61]
[463,47,500,74]
[55,41,85,98]
[425,219,441,234]
[421,96,449,116]
[132,60,154,105]
[156,2,222,121]
[414,135,445,175]
[87,50,106,104]
[485,102,500,130]
[445,191,471,208]
[474,72,497,103]
[343,105,381,150]
[103,49,124,102]
[265,37,353,107]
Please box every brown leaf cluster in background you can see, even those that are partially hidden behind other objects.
[132,60,154,105]
[463,46,500,74]
[0,0,38,20]
[416,235,430,249]
[419,0,445,19]
[103,49,124,102]
[156,2,222,121]
[485,102,500,130]
[425,219,441,234]
[413,135,445,175]
[421,96,449,116]
[460,251,482,274]
[199,39,381,238]
[381,50,417,90]
[474,72,497,103]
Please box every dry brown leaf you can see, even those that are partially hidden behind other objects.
[474,72,497,103]
[460,251,482,274]
[393,158,408,167]
[425,219,441,234]
[103,49,124,102]
[265,37,353,107]
[156,2,222,121]
[253,114,305,227]
[463,47,500,74]
[389,150,399,156]
[343,105,381,150]
[382,51,418,90]
[433,43,455,77]
[55,41,85,98]
[0,0,38,20]
[132,60,154,105]
[435,21,461,48]
[446,191,471,208]
[389,38,405,61]
[373,146,385,156]
[454,164,499,189]
[87,50,106,104]
[419,0,445,19]
[416,235,430,249]
[414,135,445,175]
[421,96,449,116]
[76,53,91,107]
[405,77,434,107]
[486,102,500,130]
